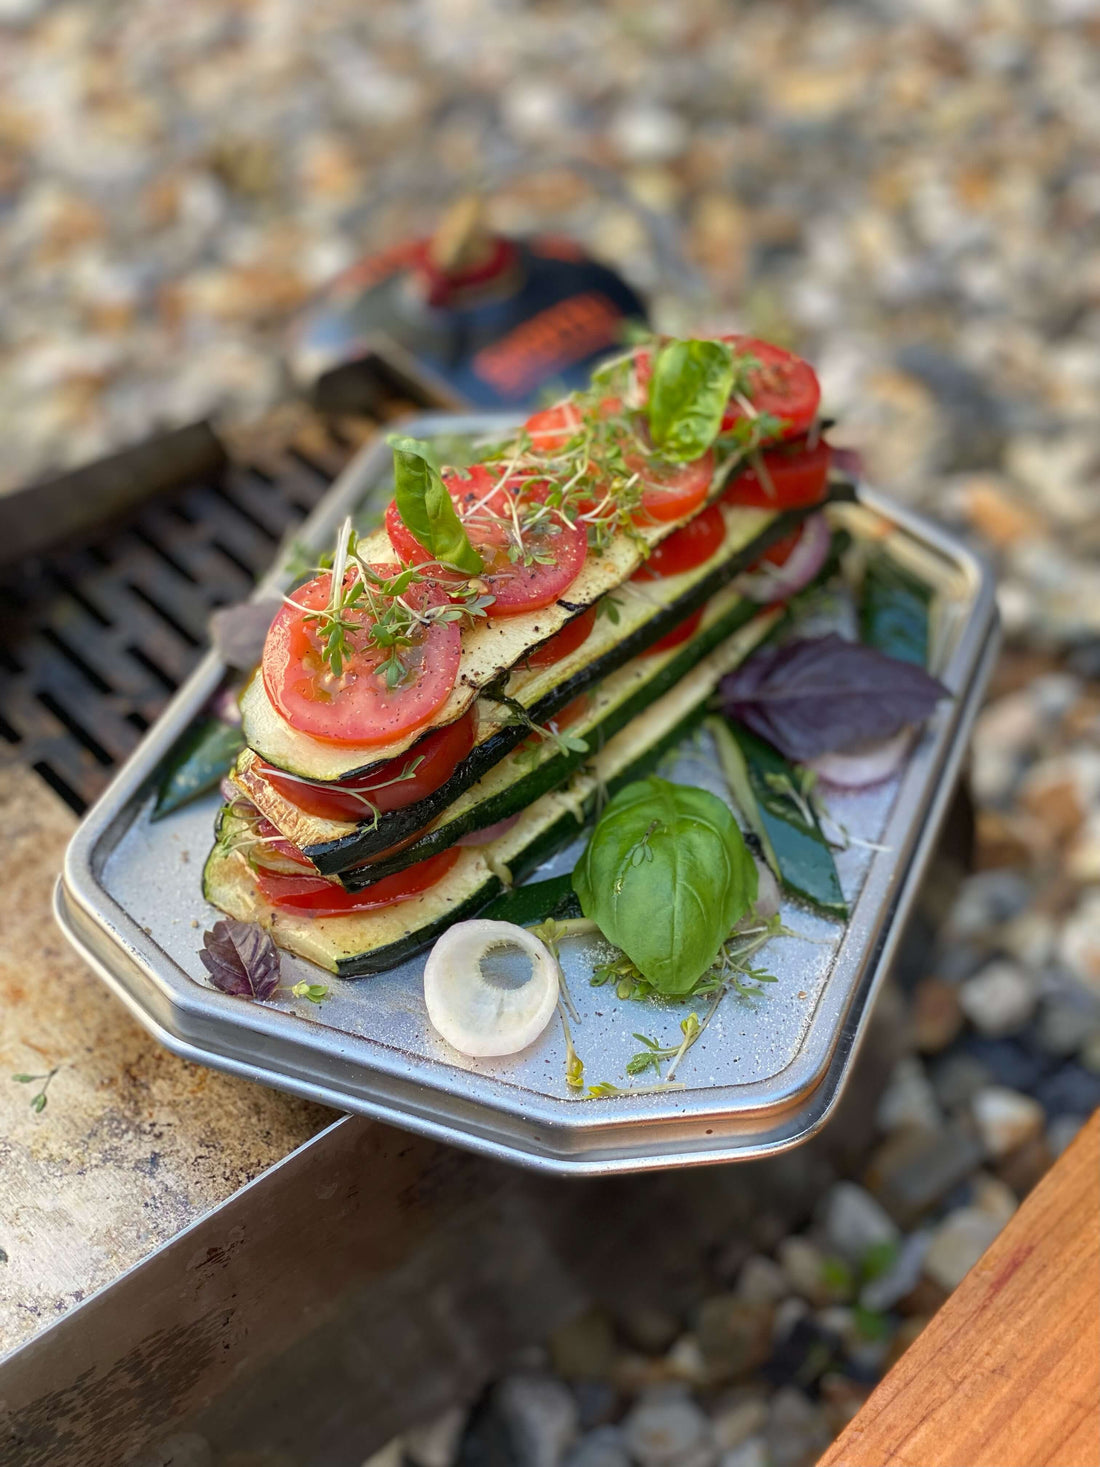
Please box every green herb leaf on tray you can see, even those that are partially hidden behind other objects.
[719,633,948,763]
[647,338,735,463]
[572,775,757,995]
[859,551,931,667]
[392,438,484,576]
[153,716,246,821]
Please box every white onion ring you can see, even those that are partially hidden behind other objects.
[751,856,782,920]
[455,813,523,847]
[808,727,913,788]
[735,512,831,604]
[424,920,560,1057]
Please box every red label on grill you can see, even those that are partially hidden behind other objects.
[471,292,624,399]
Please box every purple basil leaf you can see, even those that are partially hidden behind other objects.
[719,633,948,762]
[209,598,282,670]
[199,919,281,1000]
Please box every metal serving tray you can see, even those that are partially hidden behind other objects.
[56,415,999,1176]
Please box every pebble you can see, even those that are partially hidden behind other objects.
[735,1255,790,1306]
[875,1057,943,1136]
[764,1387,830,1467]
[405,1407,468,1467]
[622,1391,712,1467]
[820,1182,900,1267]
[550,1311,616,1381]
[718,1440,767,1467]
[930,1052,994,1111]
[492,1375,579,1467]
[969,1172,1018,1227]
[1036,997,1100,1058]
[859,1230,931,1313]
[1034,1063,1100,1118]
[711,1397,769,1452]
[695,1296,774,1379]
[776,1238,833,1308]
[864,1122,985,1225]
[912,977,964,1054]
[923,1207,1005,1291]
[563,1427,630,1467]
[959,960,1037,1037]
[1047,1114,1086,1157]
[946,873,1033,941]
[972,1086,1045,1158]
[1059,891,1100,998]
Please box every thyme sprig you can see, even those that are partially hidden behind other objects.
[291,518,494,687]
[11,1067,60,1114]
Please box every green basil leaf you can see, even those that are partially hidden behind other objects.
[572,775,756,995]
[647,338,735,464]
[392,440,483,576]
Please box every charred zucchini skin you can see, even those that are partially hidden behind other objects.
[300,490,850,867]
[203,701,709,977]
[327,598,758,884]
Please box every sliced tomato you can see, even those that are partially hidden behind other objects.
[642,608,704,656]
[256,706,477,822]
[526,605,598,669]
[724,437,830,510]
[524,401,583,452]
[262,568,461,748]
[719,336,820,441]
[635,336,819,445]
[633,504,726,582]
[624,447,714,524]
[386,465,588,615]
[256,847,462,917]
[552,692,591,729]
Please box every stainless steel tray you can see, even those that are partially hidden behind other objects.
[56,414,999,1176]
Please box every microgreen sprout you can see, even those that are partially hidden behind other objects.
[12,1067,60,1114]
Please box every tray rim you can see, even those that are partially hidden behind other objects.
[55,415,1000,1175]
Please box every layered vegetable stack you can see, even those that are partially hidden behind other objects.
[203,334,842,975]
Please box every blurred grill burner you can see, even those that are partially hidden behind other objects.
[0,410,376,814]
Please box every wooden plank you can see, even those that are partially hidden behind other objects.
[818,1110,1100,1467]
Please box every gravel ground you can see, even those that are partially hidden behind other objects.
[3,3,1099,1465]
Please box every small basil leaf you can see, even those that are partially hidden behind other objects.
[392,441,483,576]
[572,776,756,995]
[153,718,246,821]
[719,633,947,762]
[647,338,734,464]
[199,919,281,1000]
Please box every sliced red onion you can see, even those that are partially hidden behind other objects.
[735,512,831,604]
[210,684,244,726]
[808,727,912,789]
[209,598,282,670]
[456,812,523,847]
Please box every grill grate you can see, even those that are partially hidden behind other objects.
[0,425,369,814]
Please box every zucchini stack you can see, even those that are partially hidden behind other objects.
[203,336,842,975]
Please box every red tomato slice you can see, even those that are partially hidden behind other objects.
[724,438,830,510]
[256,847,462,917]
[634,336,819,445]
[262,568,461,747]
[386,466,588,615]
[256,706,477,822]
[624,447,714,524]
[526,605,598,669]
[632,504,726,581]
[552,692,591,729]
[719,336,820,440]
[642,608,704,656]
[524,401,583,452]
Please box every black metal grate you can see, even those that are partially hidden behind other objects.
[0,432,360,814]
